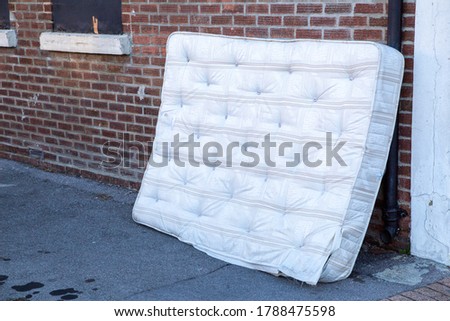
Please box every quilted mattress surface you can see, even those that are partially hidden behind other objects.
[133,32,404,284]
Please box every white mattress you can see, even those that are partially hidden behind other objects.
[133,32,404,284]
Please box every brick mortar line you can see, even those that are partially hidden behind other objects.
[1,107,159,121]
[3,87,163,99]
[1,126,156,140]
[2,88,162,102]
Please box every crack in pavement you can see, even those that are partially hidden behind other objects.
[123,264,231,300]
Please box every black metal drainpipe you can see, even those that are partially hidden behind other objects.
[381,0,408,244]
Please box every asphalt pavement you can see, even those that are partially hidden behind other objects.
[1,159,449,301]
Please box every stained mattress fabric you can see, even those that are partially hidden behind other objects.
[133,32,404,284]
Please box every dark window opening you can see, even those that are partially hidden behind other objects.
[52,0,122,35]
[0,0,10,29]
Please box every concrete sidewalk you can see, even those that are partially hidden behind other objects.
[1,159,449,301]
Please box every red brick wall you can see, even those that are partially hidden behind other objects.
[0,0,414,249]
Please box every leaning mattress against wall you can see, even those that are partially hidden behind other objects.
[133,32,404,285]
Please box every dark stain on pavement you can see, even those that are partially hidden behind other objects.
[0,275,8,285]
[50,288,82,300]
[12,282,44,292]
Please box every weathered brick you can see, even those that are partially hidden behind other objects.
[401,291,435,301]
[297,29,322,39]
[223,4,244,14]
[369,17,388,27]
[354,4,384,14]
[324,29,351,40]
[325,4,352,14]
[354,29,383,41]
[159,4,179,14]
[234,15,256,26]
[169,15,189,24]
[200,5,220,14]
[284,16,308,27]
[258,16,282,26]
[222,27,244,37]
[297,4,323,14]
[310,17,336,27]
[339,16,368,27]
[245,27,269,38]
[428,283,450,296]
[211,15,232,25]
[270,28,295,39]
[180,4,199,13]
[271,4,295,15]
[247,4,269,14]
[439,278,450,287]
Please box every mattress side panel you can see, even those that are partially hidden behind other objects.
[320,44,404,282]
